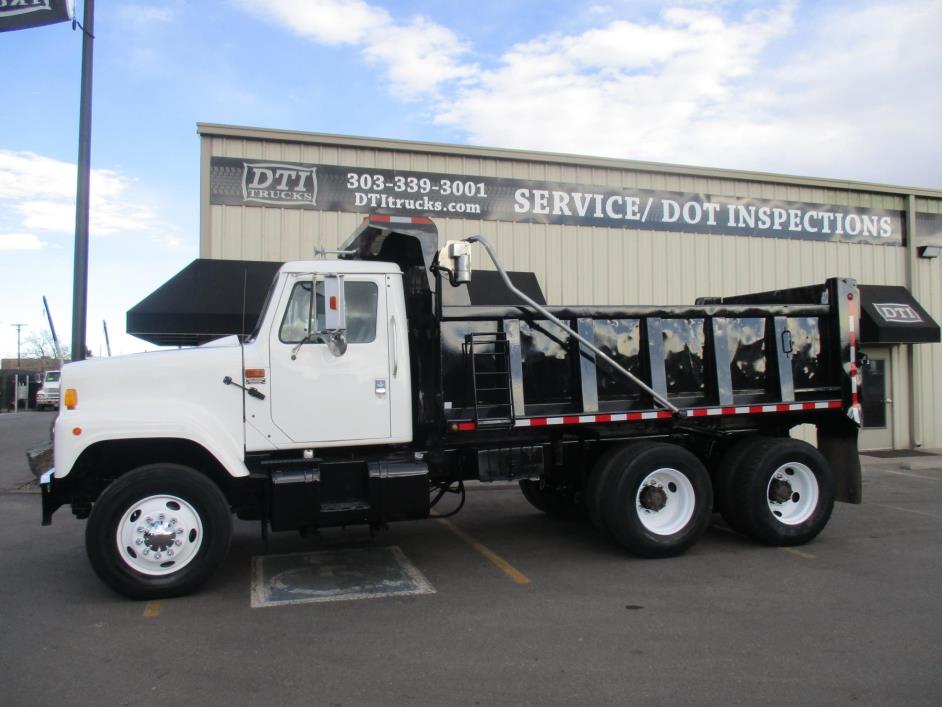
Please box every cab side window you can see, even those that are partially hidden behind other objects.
[341,281,378,343]
[279,280,378,344]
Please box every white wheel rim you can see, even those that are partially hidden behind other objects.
[634,467,695,536]
[766,462,819,525]
[115,495,204,576]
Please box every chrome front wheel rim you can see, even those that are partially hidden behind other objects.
[115,495,203,576]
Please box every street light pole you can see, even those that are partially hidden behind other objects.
[71,0,95,362]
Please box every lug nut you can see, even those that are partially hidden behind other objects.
[135,538,143,545]
[174,540,182,546]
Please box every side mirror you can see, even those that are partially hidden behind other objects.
[325,331,347,357]
[315,274,347,357]
[437,241,473,285]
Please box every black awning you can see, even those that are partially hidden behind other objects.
[858,285,940,344]
[127,259,282,347]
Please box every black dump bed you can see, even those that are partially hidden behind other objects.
[439,277,859,435]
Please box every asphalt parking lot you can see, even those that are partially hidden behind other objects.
[1,411,941,705]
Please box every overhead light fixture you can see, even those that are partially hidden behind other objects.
[917,245,941,259]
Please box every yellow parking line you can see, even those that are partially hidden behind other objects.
[435,517,530,585]
[873,503,942,521]
[869,468,939,482]
[781,547,816,560]
[143,601,161,618]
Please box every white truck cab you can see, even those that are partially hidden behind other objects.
[52,259,412,483]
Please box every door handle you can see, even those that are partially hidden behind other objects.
[390,315,399,378]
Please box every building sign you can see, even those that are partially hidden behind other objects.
[240,162,317,206]
[0,0,71,32]
[210,157,905,245]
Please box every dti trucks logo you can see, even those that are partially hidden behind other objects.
[0,0,52,17]
[242,162,317,206]
[874,303,922,323]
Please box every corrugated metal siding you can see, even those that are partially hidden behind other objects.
[912,196,942,447]
[202,134,942,449]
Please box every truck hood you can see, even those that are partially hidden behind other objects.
[60,342,245,411]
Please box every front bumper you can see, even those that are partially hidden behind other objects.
[40,468,63,526]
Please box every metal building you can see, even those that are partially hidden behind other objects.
[161,123,942,451]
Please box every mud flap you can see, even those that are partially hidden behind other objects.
[817,419,862,504]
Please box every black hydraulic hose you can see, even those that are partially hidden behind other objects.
[429,480,466,518]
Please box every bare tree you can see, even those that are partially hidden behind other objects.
[23,329,70,360]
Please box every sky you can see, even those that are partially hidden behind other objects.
[1,0,941,360]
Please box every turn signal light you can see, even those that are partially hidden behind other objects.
[64,388,78,410]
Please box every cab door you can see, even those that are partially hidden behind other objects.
[268,273,391,445]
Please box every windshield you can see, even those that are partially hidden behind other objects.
[45,372,60,383]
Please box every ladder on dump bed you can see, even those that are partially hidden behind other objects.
[464,332,514,428]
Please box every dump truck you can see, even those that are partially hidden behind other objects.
[40,216,863,598]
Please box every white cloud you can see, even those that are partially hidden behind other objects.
[117,4,175,25]
[0,233,47,251]
[237,0,477,95]
[433,4,800,163]
[0,150,163,239]
[237,0,942,187]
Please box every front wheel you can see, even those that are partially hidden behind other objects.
[85,464,232,599]
[599,443,713,558]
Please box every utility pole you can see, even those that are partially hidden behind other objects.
[11,323,26,413]
[11,323,25,370]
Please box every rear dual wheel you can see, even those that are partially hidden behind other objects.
[730,438,834,546]
[590,442,713,558]
[714,436,834,546]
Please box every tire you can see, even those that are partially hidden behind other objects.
[518,479,586,520]
[731,438,834,546]
[713,435,763,534]
[85,464,232,599]
[599,443,713,558]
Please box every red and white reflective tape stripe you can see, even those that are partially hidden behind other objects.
[515,410,673,428]
[454,400,844,431]
[684,400,842,417]
[848,300,859,405]
[369,215,433,225]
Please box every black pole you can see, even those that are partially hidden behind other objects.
[71,0,94,362]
